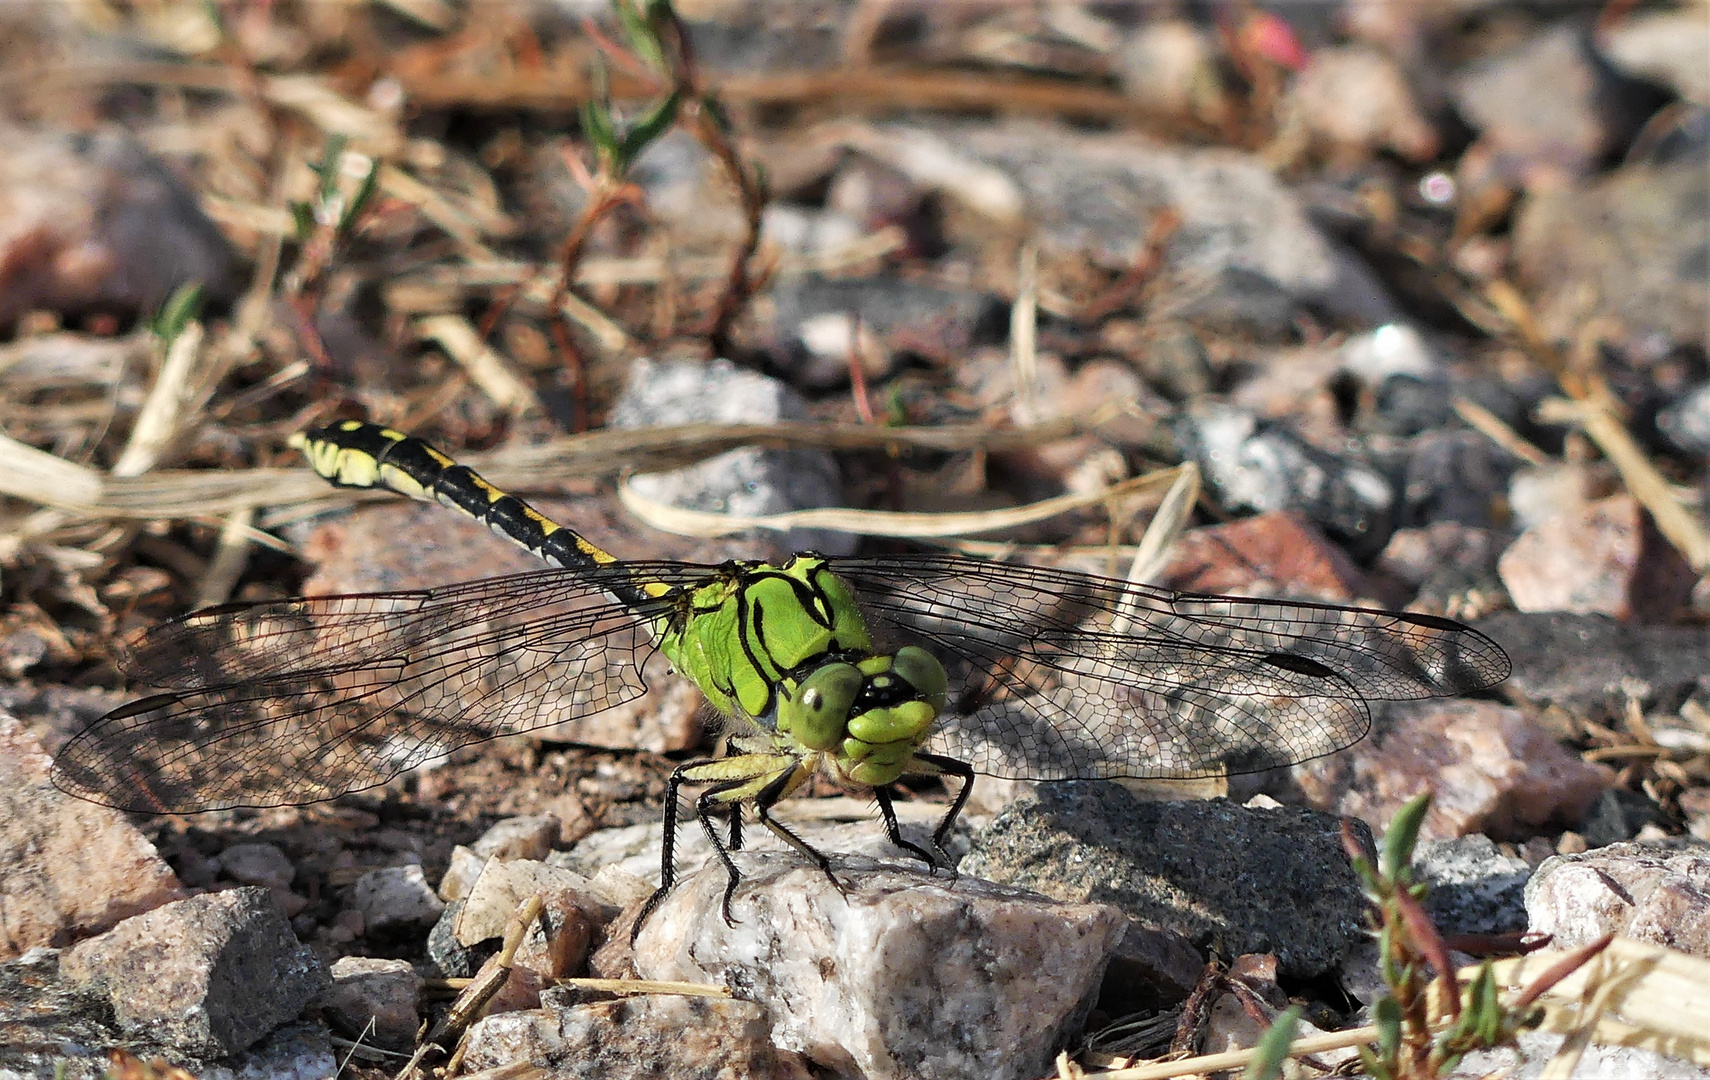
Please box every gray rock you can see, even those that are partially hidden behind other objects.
[960,784,1368,977]
[204,1022,337,1080]
[216,843,295,892]
[0,947,127,1079]
[634,852,1123,1080]
[0,126,241,327]
[759,276,1001,389]
[350,864,445,934]
[554,798,971,887]
[1527,842,1710,959]
[1400,430,1512,528]
[1171,403,1396,555]
[1580,788,1667,849]
[470,814,560,862]
[424,900,483,980]
[57,888,327,1059]
[610,356,850,555]
[1415,835,1531,937]
[1513,162,1708,351]
[1471,612,1710,719]
[846,121,1398,332]
[1453,25,1662,183]
[319,957,421,1050]
[1657,384,1710,456]
[462,992,809,1080]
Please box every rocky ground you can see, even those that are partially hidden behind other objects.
[0,1,1708,1079]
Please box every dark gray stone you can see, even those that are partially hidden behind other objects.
[1657,384,1710,456]
[1415,835,1531,937]
[424,900,487,980]
[959,784,1370,977]
[1172,403,1397,556]
[1580,788,1667,849]
[1470,612,1710,718]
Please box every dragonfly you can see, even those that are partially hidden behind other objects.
[53,420,1510,935]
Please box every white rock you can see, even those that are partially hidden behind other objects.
[471,814,560,861]
[350,865,444,933]
[633,852,1125,1080]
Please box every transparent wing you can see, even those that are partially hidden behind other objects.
[832,553,1510,781]
[51,563,712,813]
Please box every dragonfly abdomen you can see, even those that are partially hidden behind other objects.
[293,420,656,607]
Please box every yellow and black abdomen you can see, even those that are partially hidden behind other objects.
[292,421,651,606]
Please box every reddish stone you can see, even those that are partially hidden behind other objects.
[0,714,183,958]
[1294,699,1613,842]
[1498,494,1695,622]
[1161,510,1368,600]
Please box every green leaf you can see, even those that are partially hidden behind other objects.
[615,90,681,168]
[149,281,205,346]
[613,0,665,74]
[581,99,618,163]
[313,133,349,203]
[289,201,317,241]
[1380,792,1431,882]
[338,157,381,236]
[1373,995,1403,1061]
[1241,1005,1303,1080]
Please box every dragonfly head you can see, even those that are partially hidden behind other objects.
[776,646,948,786]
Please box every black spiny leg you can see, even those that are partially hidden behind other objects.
[632,766,752,943]
[754,767,846,897]
[633,765,689,944]
[916,752,975,877]
[874,787,945,871]
[696,779,757,928]
[725,800,744,852]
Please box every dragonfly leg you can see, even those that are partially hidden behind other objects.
[753,765,846,898]
[873,786,945,872]
[633,764,689,945]
[696,778,762,928]
[915,752,975,879]
[631,763,762,943]
[725,800,744,852]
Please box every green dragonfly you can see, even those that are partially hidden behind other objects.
[53,420,1510,932]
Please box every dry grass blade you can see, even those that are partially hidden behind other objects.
[1,422,1093,523]
[1484,935,1710,1067]
[553,978,731,998]
[1536,396,1710,573]
[1077,1025,1379,1079]
[415,315,542,415]
[619,465,1192,540]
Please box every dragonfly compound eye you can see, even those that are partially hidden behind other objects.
[891,646,949,711]
[778,661,863,752]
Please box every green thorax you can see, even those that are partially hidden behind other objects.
[655,554,949,787]
[657,554,873,721]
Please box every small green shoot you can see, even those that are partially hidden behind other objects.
[1344,794,1608,1079]
[1241,1005,1303,1080]
[149,282,205,348]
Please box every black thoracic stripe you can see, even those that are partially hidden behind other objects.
[296,421,656,610]
[735,582,780,719]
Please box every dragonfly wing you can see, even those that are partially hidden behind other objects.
[833,553,1510,781]
[53,565,699,813]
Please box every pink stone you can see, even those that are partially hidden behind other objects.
[0,714,183,957]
